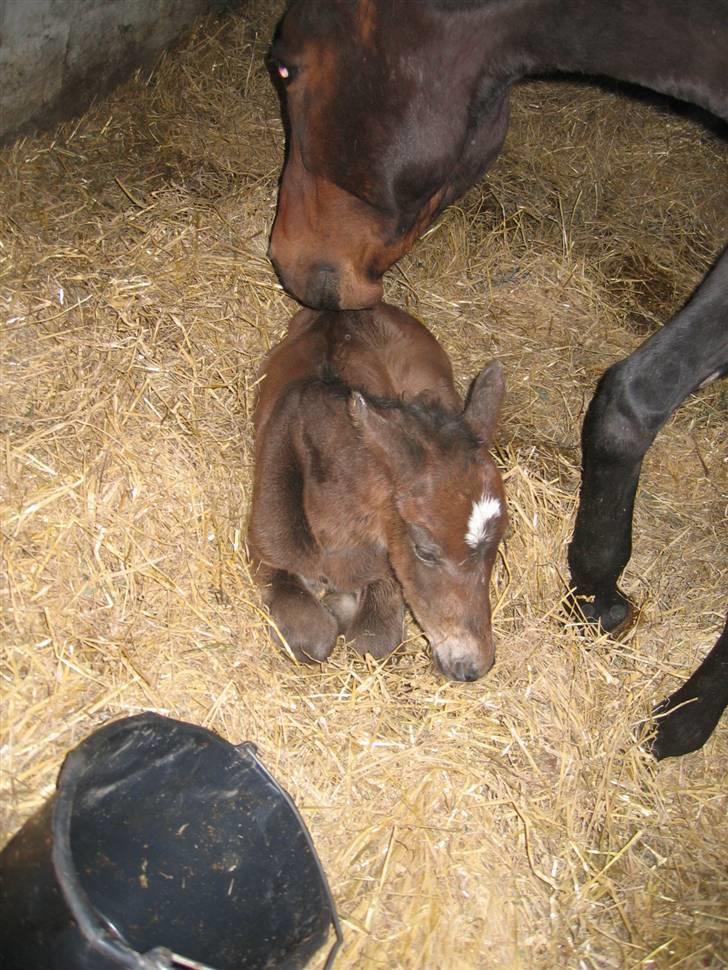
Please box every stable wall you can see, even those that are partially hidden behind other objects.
[0,0,238,143]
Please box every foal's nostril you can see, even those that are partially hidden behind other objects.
[450,659,482,682]
[433,638,495,682]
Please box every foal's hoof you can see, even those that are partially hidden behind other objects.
[268,608,339,665]
[270,625,337,664]
[566,589,637,640]
[348,627,401,660]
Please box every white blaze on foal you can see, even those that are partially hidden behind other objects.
[465,493,502,549]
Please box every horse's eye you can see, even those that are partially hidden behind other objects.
[275,61,298,84]
[408,524,443,566]
[414,545,440,566]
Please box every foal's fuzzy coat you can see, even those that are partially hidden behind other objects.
[248,303,507,680]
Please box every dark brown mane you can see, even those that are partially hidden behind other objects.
[313,361,481,455]
[358,390,481,453]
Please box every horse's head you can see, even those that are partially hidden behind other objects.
[350,360,507,681]
[268,0,510,309]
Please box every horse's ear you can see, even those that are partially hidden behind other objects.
[348,392,417,475]
[464,361,505,447]
[348,391,373,427]
[348,392,393,447]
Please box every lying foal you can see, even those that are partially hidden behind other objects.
[248,303,507,681]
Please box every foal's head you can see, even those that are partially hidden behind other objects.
[350,361,507,681]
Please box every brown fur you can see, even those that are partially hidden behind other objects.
[248,303,507,680]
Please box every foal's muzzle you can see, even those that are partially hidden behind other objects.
[433,633,495,682]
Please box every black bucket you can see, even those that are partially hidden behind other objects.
[0,713,342,969]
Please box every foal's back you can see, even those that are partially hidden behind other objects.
[255,303,462,442]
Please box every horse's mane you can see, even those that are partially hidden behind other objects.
[426,0,499,11]
[313,364,480,453]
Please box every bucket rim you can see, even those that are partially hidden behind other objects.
[50,712,343,970]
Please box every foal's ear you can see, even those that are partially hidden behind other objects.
[348,391,383,432]
[464,361,505,447]
[348,392,416,473]
[348,392,394,444]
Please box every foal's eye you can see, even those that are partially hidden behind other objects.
[408,524,443,566]
[414,545,440,566]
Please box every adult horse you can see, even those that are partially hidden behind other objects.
[266,0,728,758]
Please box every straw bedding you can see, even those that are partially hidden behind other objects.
[1,1,726,966]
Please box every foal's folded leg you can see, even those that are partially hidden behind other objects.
[347,577,405,659]
[265,568,339,663]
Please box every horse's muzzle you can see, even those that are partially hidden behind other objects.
[433,633,495,682]
[287,260,342,311]
[270,247,383,311]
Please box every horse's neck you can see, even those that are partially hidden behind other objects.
[480,0,728,120]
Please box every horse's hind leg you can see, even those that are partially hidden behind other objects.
[347,577,405,659]
[568,245,728,634]
[650,613,728,759]
[263,567,339,663]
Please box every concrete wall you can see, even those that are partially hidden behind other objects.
[0,0,239,144]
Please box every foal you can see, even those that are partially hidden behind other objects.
[248,303,507,681]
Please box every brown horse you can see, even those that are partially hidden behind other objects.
[248,303,507,680]
[266,0,728,756]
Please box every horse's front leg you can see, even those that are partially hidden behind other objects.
[262,567,339,663]
[650,614,728,759]
[346,576,405,659]
[567,372,643,634]
[568,246,728,635]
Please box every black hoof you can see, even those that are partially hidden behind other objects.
[566,588,637,639]
[648,693,723,761]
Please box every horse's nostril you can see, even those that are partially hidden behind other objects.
[434,639,495,682]
[450,660,480,682]
[306,264,341,310]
